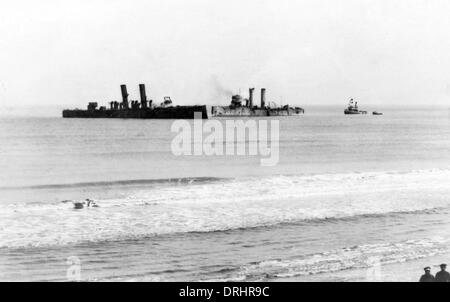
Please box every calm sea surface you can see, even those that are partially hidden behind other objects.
[1,107,449,281]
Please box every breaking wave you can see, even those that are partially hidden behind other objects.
[0,176,226,191]
[1,168,450,249]
[199,237,450,282]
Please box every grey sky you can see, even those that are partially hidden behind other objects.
[1,0,450,111]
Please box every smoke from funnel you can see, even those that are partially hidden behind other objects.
[210,75,234,97]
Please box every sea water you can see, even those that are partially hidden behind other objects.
[0,106,449,281]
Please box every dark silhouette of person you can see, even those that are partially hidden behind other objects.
[419,267,435,282]
[435,264,450,282]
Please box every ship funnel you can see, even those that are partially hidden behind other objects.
[249,88,255,108]
[120,84,129,109]
[139,84,147,108]
[261,88,266,108]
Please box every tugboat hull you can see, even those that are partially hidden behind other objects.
[344,110,361,115]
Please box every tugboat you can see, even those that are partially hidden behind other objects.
[344,98,367,115]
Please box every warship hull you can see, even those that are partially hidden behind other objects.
[212,106,304,117]
[212,106,263,117]
[63,105,208,119]
[268,108,304,116]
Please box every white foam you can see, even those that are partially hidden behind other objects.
[200,236,450,281]
[1,168,450,248]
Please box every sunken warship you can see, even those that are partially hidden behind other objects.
[212,88,304,117]
[62,84,208,119]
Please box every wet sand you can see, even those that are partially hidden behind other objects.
[276,253,450,282]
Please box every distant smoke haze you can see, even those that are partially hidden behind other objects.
[209,75,235,105]
[210,75,234,97]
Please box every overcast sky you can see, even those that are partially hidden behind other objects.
[1,0,450,112]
